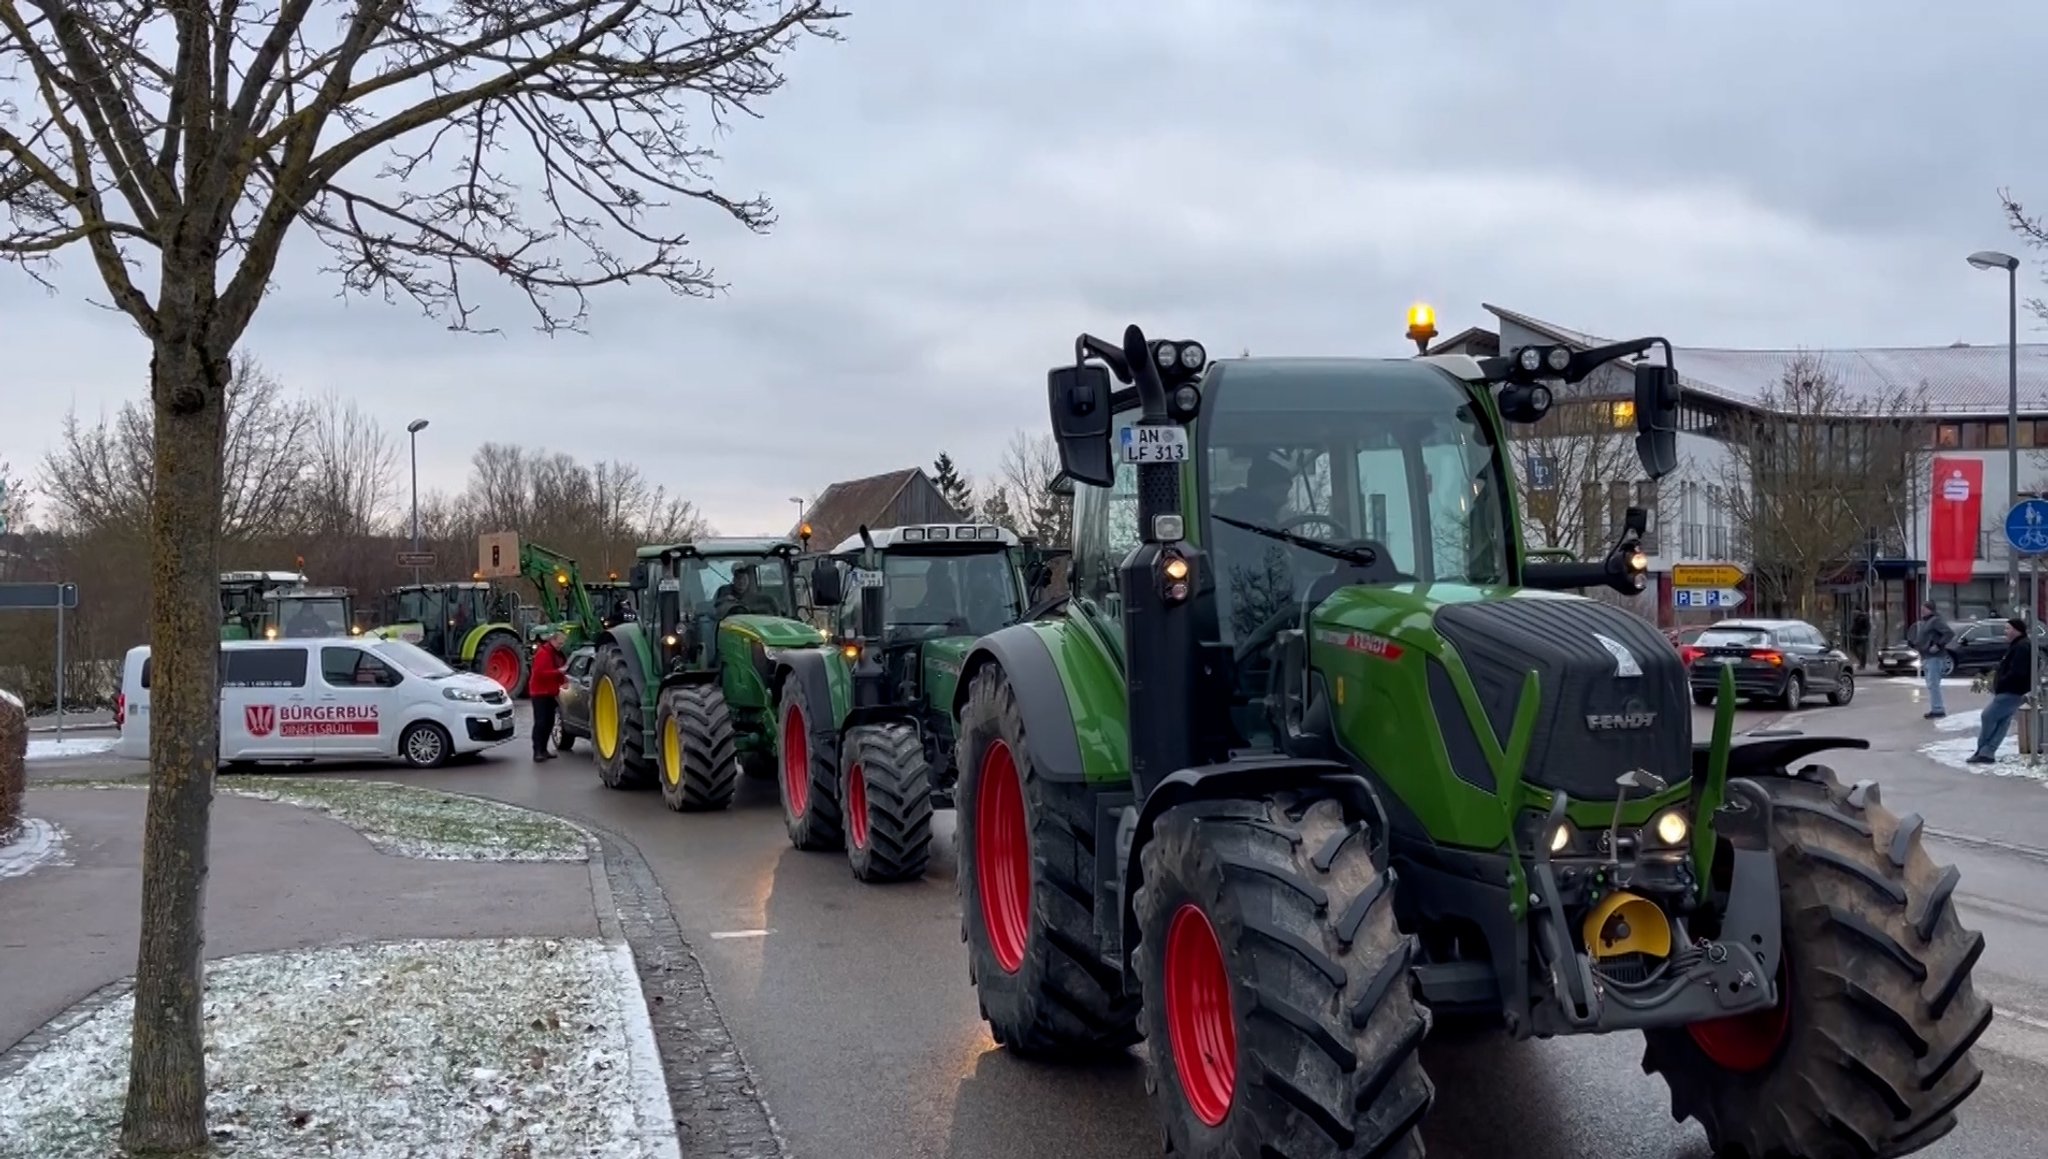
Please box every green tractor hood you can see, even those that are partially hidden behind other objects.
[1305,583,1694,850]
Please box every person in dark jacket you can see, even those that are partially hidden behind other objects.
[527,631,569,761]
[1969,618,2034,764]
[1909,602,1957,718]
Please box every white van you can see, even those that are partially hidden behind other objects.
[116,637,516,768]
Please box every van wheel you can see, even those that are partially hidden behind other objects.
[401,721,453,769]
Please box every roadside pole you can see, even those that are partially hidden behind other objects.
[55,597,65,743]
[2033,551,2042,768]
[0,583,79,732]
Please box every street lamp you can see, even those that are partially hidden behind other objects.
[789,496,807,541]
[407,419,430,585]
[1969,251,2022,608]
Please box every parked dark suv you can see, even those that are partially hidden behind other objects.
[1944,618,2048,676]
[1684,618,1854,709]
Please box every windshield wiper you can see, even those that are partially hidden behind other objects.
[1213,515,1379,568]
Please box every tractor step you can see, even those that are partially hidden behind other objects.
[1414,960,1499,1011]
[930,788,955,810]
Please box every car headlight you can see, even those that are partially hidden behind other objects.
[1650,808,1689,847]
[443,687,486,703]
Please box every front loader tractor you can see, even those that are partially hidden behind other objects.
[775,522,1031,881]
[587,537,826,810]
[948,321,1989,1158]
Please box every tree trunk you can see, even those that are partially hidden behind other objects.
[120,339,230,1153]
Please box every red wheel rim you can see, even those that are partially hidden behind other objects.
[975,740,1030,974]
[1687,959,1792,1073]
[783,705,809,818]
[847,763,869,849]
[1165,904,1237,1127]
[484,648,519,690]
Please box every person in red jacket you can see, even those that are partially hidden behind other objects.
[528,631,569,761]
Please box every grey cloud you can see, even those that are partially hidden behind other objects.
[5,0,2047,536]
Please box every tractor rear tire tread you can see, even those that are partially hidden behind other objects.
[1137,793,1432,1159]
[658,684,740,812]
[1641,763,1990,1159]
[778,678,844,851]
[844,722,935,883]
[593,643,656,791]
[956,662,1140,1059]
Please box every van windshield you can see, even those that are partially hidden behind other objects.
[375,640,459,678]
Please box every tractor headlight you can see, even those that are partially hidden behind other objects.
[1547,820,1574,854]
[1546,346,1571,372]
[1180,342,1206,370]
[1155,342,1178,368]
[1519,347,1543,373]
[1651,808,1690,847]
[663,634,678,647]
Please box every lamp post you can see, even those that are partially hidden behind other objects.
[406,419,430,585]
[789,496,804,530]
[1969,250,2021,608]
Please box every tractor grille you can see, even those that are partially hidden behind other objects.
[1431,596,1691,802]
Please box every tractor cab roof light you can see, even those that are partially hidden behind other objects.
[902,527,926,541]
[956,525,976,538]
[978,526,1001,540]
[929,526,951,540]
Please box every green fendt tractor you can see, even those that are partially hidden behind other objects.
[588,537,826,808]
[776,522,1030,881]
[368,581,529,694]
[947,322,1989,1158]
[220,571,359,640]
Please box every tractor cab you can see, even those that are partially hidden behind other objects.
[633,538,803,673]
[808,523,1026,713]
[259,586,358,639]
[586,580,637,629]
[378,582,502,657]
[219,570,308,639]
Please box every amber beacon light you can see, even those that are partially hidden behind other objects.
[1406,302,1438,354]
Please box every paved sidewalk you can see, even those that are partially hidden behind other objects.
[0,788,601,1055]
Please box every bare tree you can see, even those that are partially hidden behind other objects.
[2000,188,2048,322]
[39,358,314,538]
[300,393,397,539]
[1718,354,1926,618]
[0,458,25,533]
[1505,391,1645,558]
[997,431,1071,543]
[0,0,842,1146]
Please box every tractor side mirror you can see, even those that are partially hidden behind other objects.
[810,561,845,607]
[1048,364,1114,488]
[1633,362,1680,479]
[628,563,647,591]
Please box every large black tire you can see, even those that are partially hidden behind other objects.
[1134,794,1432,1157]
[955,662,1139,1057]
[841,722,935,883]
[592,643,655,790]
[776,676,843,850]
[1642,765,1991,1159]
[656,684,740,812]
[474,630,530,698]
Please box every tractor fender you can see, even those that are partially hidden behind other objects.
[458,622,519,664]
[595,623,662,702]
[1700,734,1871,781]
[774,648,846,754]
[1116,757,1393,983]
[953,624,1088,783]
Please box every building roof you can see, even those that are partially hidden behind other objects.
[798,468,961,550]
[1484,303,2048,417]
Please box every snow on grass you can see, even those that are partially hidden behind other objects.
[0,937,680,1159]
[26,736,118,761]
[0,818,68,879]
[1935,709,1982,733]
[1919,734,2048,782]
[33,776,589,862]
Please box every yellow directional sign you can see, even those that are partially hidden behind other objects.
[1672,563,1746,588]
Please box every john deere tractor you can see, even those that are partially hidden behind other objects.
[587,538,826,808]
[368,582,528,694]
[946,322,1988,1158]
[775,522,1030,881]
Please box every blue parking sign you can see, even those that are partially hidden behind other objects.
[2006,499,2048,555]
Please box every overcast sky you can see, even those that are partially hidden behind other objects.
[5,0,2047,535]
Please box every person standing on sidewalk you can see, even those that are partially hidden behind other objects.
[1849,608,1872,670]
[1910,602,1957,718]
[528,631,569,762]
[1969,618,2034,764]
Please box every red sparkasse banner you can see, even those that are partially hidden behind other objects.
[1929,456,1984,584]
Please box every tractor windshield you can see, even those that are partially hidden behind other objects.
[1198,363,1511,642]
[447,586,496,631]
[873,550,1023,640]
[270,595,350,638]
[680,554,795,619]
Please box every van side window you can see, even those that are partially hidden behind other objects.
[321,647,401,688]
[223,648,307,689]
[140,658,153,689]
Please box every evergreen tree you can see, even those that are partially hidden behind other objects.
[932,452,977,516]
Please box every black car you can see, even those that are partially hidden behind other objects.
[1944,618,2048,676]
[553,645,597,753]
[1684,618,1854,709]
[1877,639,1919,675]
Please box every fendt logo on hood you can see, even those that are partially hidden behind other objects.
[1586,697,1657,732]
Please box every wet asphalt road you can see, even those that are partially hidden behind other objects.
[32,674,2048,1158]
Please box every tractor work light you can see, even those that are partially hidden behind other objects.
[1547,346,1571,372]
[929,526,950,540]
[1628,551,1649,573]
[1154,514,1185,541]
[1519,347,1543,373]
[1155,342,1179,368]
[902,527,926,541]
[556,572,569,586]
[1171,384,1202,420]
[977,526,1001,540]
[956,525,976,538]
[264,626,278,639]
[1652,809,1690,847]
[1179,342,1207,370]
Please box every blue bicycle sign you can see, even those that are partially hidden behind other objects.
[2004,499,2048,555]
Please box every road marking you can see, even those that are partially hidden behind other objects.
[1982,1007,2048,1068]
[709,929,775,939]
[1926,826,2048,868]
